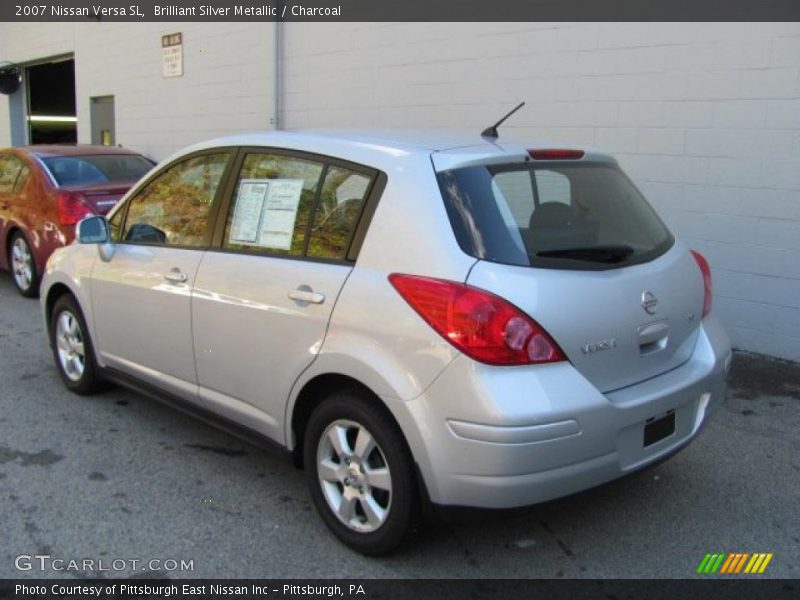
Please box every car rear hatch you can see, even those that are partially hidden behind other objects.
[434,150,705,393]
[466,249,703,392]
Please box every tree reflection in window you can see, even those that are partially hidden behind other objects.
[123,153,229,247]
[0,154,25,193]
[307,167,370,259]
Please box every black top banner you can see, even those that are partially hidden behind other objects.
[2,0,800,22]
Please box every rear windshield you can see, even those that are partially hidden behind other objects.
[437,162,673,270]
[42,154,154,187]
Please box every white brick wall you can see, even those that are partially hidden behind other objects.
[0,22,798,360]
[282,22,800,361]
[0,22,274,159]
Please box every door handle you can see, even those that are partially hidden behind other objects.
[164,268,188,284]
[288,287,325,305]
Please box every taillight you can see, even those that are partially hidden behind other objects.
[528,149,585,160]
[388,274,566,366]
[691,250,713,318]
[56,192,92,227]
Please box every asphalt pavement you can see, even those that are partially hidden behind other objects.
[0,274,798,579]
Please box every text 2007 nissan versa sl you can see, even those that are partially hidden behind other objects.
[40,127,731,555]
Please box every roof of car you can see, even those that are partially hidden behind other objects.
[20,144,144,158]
[302,129,504,151]
[189,129,541,153]
[178,129,616,172]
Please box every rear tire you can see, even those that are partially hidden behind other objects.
[304,390,418,555]
[8,232,38,298]
[49,294,103,395]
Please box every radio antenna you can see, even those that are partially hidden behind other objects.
[481,101,525,141]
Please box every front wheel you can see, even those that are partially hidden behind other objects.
[50,295,103,395]
[304,391,418,555]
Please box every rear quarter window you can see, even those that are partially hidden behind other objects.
[0,154,25,193]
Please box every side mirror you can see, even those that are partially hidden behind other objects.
[77,215,115,262]
[77,215,110,244]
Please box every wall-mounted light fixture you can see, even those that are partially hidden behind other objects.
[0,61,22,95]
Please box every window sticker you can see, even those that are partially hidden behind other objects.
[230,179,269,243]
[229,178,304,250]
[258,179,304,250]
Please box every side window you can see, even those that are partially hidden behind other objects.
[223,153,324,256]
[0,155,24,193]
[122,153,229,247]
[306,167,371,259]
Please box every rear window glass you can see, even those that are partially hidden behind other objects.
[437,162,673,270]
[42,154,153,187]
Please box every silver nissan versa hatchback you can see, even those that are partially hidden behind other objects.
[41,129,731,555]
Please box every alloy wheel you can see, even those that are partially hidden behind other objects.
[55,310,86,382]
[316,419,393,533]
[10,237,33,292]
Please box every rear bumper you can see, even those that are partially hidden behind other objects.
[390,316,731,508]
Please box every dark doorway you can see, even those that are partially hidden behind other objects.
[26,58,77,144]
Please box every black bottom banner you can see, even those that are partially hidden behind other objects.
[0,579,798,600]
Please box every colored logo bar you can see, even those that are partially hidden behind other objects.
[697,553,773,574]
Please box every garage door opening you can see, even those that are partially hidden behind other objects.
[26,57,76,144]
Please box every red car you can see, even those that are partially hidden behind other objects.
[0,145,154,296]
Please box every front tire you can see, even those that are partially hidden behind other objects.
[9,232,39,297]
[50,294,103,395]
[304,390,418,555]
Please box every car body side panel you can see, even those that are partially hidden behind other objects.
[39,244,99,344]
[284,266,464,447]
[89,244,204,401]
[192,252,354,444]
[283,352,442,492]
[343,153,477,279]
